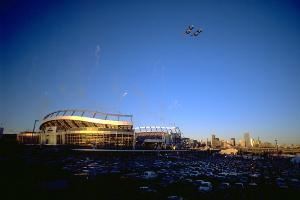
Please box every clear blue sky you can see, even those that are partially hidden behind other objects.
[1,0,300,144]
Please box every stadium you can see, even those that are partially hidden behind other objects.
[134,126,182,150]
[18,109,134,149]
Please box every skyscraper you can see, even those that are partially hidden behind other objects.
[244,132,251,148]
[211,134,216,148]
[230,138,236,146]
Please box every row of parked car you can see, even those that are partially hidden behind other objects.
[61,153,300,198]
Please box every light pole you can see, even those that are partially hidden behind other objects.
[32,120,39,144]
[275,139,278,154]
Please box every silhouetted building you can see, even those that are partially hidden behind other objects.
[17,131,40,144]
[244,132,251,147]
[211,134,216,148]
[230,138,236,146]
[0,127,3,139]
[211,134,221,148]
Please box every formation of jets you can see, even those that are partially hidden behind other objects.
[185,25,203,36]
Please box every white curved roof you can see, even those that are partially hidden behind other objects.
[134,126,182,134]
[42,115,133,126]
[40,109,133,129]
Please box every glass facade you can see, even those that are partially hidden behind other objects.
[38,120,134,148]
[64,131,134,148]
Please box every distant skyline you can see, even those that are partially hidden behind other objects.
[1,0,300,144]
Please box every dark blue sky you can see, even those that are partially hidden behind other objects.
[1,0,300,144]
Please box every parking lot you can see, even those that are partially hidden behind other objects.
[1,146,299,200]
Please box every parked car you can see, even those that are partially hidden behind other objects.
[289,178,300,189]
[234,182,244,190]
[219,182,230,190]
[248,182,258,189]
[193,179,204,186]
[142,171,157,179]
[198,181,213,192]
[276,178,288,189]
[138,186,156,193]
[167,195,184,200]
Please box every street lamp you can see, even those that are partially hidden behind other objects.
[275,139,278,154]
[32,120,39,144]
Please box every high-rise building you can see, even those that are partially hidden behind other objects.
[215,137,220,147]
[251,138,260,147]
[211,134,221,148]
[211,134,216,148]
[244,132,252,147]
[250,138,254,147]
[238,139,243,147]
[230,138,236,146]
[206,138,210,147]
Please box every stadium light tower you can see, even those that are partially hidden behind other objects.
[32,120,39,143]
